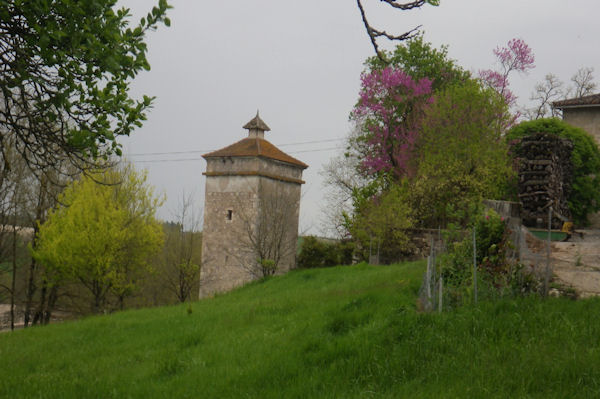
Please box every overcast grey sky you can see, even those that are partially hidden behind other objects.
[119,0,600,235]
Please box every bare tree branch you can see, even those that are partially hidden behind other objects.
[356,0,430,62]
[162,192,203,303]
[229,183,300,279]
[320,126,371,238]
[525,73,564,120]
[570,67,597,98]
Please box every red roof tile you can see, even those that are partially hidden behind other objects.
[203,137,308,169]
[553,93,600,108]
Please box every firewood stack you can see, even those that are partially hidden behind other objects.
[512,133,573,229]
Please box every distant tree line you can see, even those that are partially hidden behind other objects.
[0,163,203,329]
[0,0,175,330]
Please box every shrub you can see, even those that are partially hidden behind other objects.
[298,236,353,268]
[347,182,415,263]
[507,118,600,225]
[440,208,522,305]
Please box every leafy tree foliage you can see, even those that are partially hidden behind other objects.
[33,164,164,313]
[411,80,514,227]
[507,118,600,225]
[348,183,414,262]
[351,36,471,182]
[365,35,470,92]
[440,208,527,306]
[0,0,170,174]
[330,38,517,261]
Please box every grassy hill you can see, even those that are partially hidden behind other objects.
[1,261,600,398]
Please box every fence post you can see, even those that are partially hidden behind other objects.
[438,275,443,313]
[424,255,432,311]
[544,206,552,297]
[473,226,478,305]
[430,235,436,280]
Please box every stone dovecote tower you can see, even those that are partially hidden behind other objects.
[200,112,308,297]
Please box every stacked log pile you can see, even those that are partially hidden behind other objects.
[513,133,573,229]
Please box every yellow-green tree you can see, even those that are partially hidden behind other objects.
[410,80,514,227]
[33,164,164,313]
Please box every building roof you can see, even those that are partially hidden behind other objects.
[553,93,600,109]
[203,137,308,169]
[242,111,271,131]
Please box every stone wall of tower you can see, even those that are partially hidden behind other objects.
[200,157,303,297]
[255,175,302,274]
[200,173,259,297]
[205,156,304,182]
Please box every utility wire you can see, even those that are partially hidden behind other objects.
[277,138,343,147]
[132,146,343,164]
[126,138,343,157]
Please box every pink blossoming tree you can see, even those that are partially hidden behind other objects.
[352,66,433,179]
[479,38,535,109]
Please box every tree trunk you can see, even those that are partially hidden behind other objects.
[24,176,47,327]
[23,256,37,328]
[42,286,58,325]
[32,281,47,326]
[10,218,17,331]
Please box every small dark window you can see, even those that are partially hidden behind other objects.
[227,210,233,220]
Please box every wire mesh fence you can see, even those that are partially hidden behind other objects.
[418,235,444,313]
[417,203,555,313]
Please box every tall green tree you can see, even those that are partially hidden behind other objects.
[0,0,170,174]
[411,80,514,227]
[33,164,164,314]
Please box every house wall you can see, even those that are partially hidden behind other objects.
[561,107,600,228]
[562,107,600,145]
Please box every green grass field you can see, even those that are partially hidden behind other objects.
[1,261,600,398]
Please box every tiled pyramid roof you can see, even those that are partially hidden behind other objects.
[203,137,308,169]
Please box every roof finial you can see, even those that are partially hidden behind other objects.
[243,110,271,133]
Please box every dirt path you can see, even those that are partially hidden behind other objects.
[551,230,600,297]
